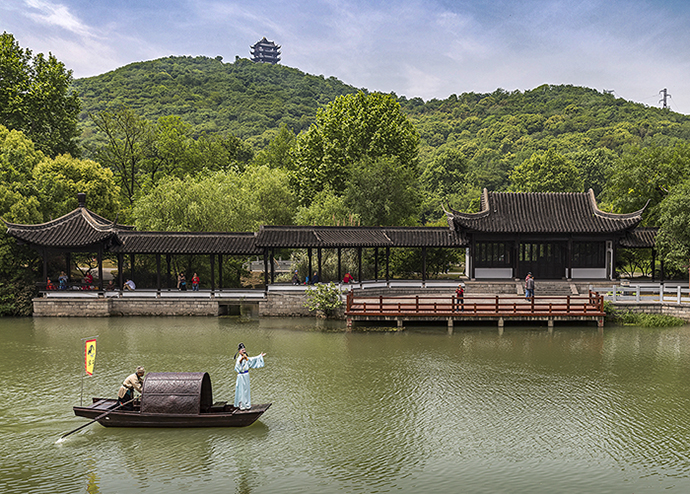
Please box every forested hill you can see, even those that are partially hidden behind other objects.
[72,55,361,147]
[75,56,690,157]
[404,84,690,162]
[74,55,690,214]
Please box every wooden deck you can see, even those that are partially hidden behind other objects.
[345,291,605,331]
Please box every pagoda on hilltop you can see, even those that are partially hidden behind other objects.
[250,37,281,64]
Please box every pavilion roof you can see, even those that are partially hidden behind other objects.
[255,225,467,248]
[447,189,646,234]
[619,227,658,248]
[3,206,132,249]
[110,231,261,255]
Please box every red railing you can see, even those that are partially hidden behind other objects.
[346,290,605,317]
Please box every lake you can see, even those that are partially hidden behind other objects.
[2,316,690,493]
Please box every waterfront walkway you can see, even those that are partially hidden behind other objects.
[345,291,605,331]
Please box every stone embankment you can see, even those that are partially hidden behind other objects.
[31,281,690,320]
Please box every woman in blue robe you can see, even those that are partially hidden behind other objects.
[234,343,266,410]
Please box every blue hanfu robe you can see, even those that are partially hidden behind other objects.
[234,354,264,409]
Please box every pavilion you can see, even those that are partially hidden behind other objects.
[4,190,659,290]
[446,189,655,280]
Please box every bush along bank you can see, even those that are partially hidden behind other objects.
[604,301,686,327]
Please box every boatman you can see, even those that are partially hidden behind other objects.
[118,366,145,411]
[234,343,266,410]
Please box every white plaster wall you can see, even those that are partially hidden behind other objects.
[474,268,513,279]
[571,268,607,279]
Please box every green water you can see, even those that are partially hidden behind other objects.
[2,317,690,493]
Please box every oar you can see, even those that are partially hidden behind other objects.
[57,398,135,442]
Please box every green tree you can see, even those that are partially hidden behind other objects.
[656,180,690,276]
[568,148,615,198]
[420,148,469,222]
[33,154,121,220]
[144,116,196,183]
[133,165,295,232]
[344,156,420,226]
[0,125,46,315]
[91,107,152,207]
[605,143,690,224]
[0,32,81,157]
[294,191,359,226]
[252,124,296,169]
[292,91,419,205]
[510,149,583,192]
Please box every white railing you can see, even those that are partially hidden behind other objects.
[46,289,267,300]
[593,283,690,304]
[267,279,462,293]
[44,280,465,299]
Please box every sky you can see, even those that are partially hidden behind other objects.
[3,0,690,113]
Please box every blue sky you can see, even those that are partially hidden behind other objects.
[3,0,690,113]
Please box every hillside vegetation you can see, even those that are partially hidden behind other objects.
[73,56,359,148]
[74,58,690,210]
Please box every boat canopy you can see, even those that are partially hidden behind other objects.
[141,372,213,414]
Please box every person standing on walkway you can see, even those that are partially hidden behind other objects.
[234,343,266,410]
[191,273,200,291]
[455,284,464,312]
[525,273,535,299]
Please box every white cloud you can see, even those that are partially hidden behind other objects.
[24,0,96,37]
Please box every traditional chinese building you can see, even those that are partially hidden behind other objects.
[446,189,653,280]
[250,37,281,64]
[5,190,658,291]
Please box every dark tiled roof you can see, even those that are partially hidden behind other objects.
[619,227,658,248]
[255,225,467,248]
[448,189,645,234]
[4,207,131,248]
[111,231,261,255]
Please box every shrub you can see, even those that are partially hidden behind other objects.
[605,304,685,327]
[304,282,343,316]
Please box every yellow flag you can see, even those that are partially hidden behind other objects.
[85,339,97,376]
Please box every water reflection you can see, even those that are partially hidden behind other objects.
[4,318,690,493]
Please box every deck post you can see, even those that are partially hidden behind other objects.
[397,319,404,329]
[498,317,504,336]
[548,318,554,333]
[447,318,453,335]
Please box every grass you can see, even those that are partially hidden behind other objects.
[604,302,686,327]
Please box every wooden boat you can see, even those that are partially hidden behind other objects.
[73,372,270,427]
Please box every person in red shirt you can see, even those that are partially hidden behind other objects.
[191,273,200,291]
[343,272,354,283]
[455,284,464,312]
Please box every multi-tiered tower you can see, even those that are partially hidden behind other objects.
[250,38,281,64]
